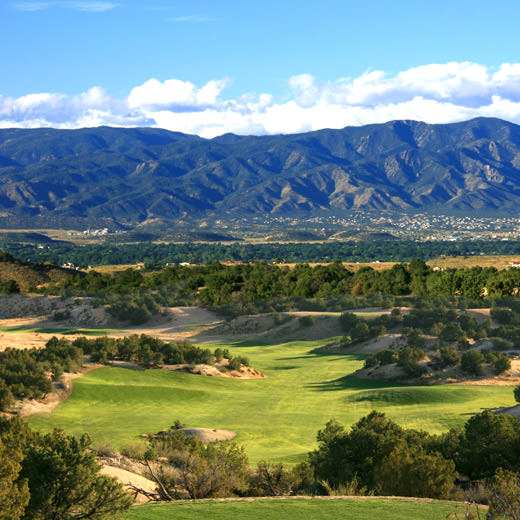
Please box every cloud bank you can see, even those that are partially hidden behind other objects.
[3,62,520,137]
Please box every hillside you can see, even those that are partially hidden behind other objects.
[2,118,520,227]
[0,252,75,291]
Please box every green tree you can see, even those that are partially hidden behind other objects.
[20,430,132,520]
[487,469,520,520]
[0,437,29,520]
[514,385,520,404]
[375,442,456,499]
[457,411,520,479]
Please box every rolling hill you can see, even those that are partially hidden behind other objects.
[1,117,520,227]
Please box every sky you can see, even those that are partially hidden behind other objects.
[2,0,520,137]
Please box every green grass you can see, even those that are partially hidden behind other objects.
[29,338,516,463]
[123,498,471,520]
[0,325,121,335]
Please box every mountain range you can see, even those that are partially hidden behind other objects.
[1,117,520,228]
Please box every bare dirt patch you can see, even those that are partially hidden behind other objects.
[446,358,520,386]
[466,308,492,323]
[203,313,344,343]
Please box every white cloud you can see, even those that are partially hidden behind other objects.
[127,78,230,111]
[14,1,119,12]
[4,62,520,137]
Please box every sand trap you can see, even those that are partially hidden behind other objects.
[100,466,157,504]
[164,362,266,379]
[180,428,237,443]
[495,404,520,418]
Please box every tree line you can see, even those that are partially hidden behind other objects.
[0,335,249,412]
[6,239,520,267]
[0,338,83,411]
[38,259,520,323]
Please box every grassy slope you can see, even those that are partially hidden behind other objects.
[30,338,515,463]
[124,498,470,520]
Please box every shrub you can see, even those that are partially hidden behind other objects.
[461,350,485,376]
[439,323,466,342]
[171,419,186,430]
[299,315,315,327]
[378,349,399,365]
[397,346,425,377]
[273,313,292,326]
[440,346,461,367]
[121,441,149,460]
[52,310,70,321]
[492,337,511,351]
[494,354,511,375]
[93,441,117,458]
[228,356,249,371]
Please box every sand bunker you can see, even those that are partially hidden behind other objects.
[495,404,520,418]
[164,362,265,379]
[180,428,237,443]
[100,466,157,504]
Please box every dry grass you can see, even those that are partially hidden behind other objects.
[276,262,398,271]
[87,264,146,274]
[427,255,520,270]
[276,256,520,272]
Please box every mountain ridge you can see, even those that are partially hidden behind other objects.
[1,117,520,227]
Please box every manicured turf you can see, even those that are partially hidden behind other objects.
[123,498,471,520]
[29,338,515,463]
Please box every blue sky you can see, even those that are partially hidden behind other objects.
[2,0,520,136]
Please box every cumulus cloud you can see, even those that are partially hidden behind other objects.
[4,62,520,137]
[127,78,230,111]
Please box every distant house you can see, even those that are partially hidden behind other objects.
[61,262,80,271]
[136,262,145,270]
[510,262,520,268]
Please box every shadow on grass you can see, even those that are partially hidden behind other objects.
[0,325,118,336]
[307,375,397,392]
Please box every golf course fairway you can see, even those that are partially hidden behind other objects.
[29,338,515,463]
